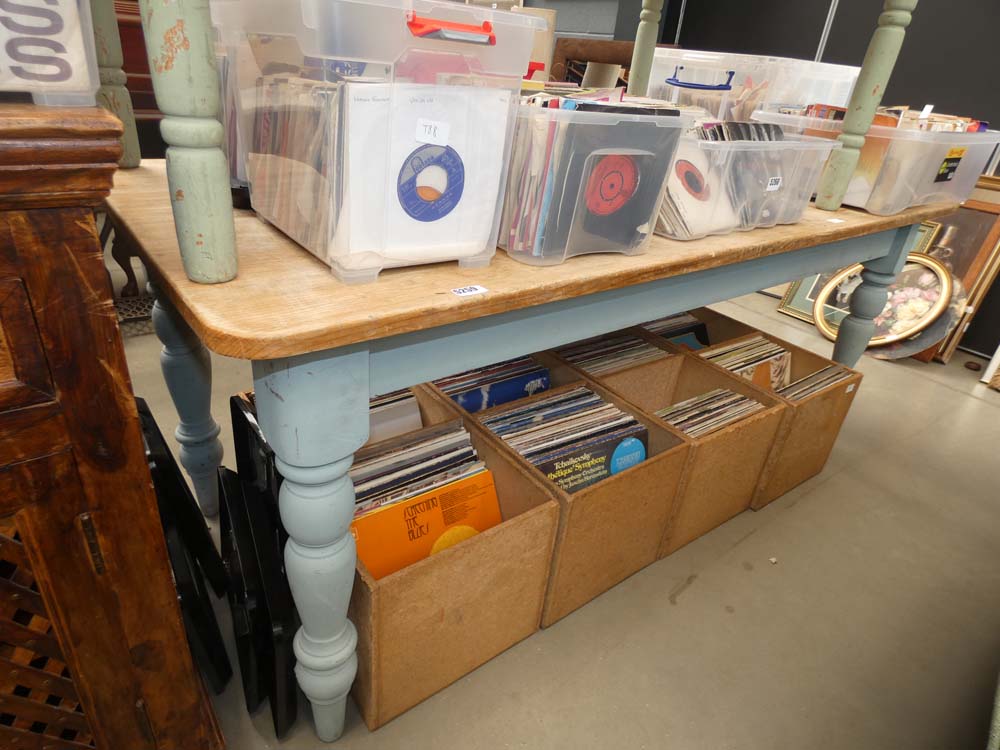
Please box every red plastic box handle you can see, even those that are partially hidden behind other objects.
[406,13,496,45]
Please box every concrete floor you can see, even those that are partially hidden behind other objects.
[124,293,1000,750]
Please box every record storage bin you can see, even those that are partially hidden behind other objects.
[657,309,862,510]
[214,0,543,282]
[753,111,1000,215]
[499,106,686,264]
[421,355,689,627]
[657,134,840,241]
[646,49,858,121]
[555,342,786,556]
[233,388,559,730]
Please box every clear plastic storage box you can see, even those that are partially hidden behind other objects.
[499,106,687,265]
[212,0,544,282]
[754,111,1000,215]
[0,0,99,105]
[656,134,840,241]
[647,49,857,121]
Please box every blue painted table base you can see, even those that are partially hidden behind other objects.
[156,223,915,740]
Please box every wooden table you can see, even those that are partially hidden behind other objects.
[106,160,954,742]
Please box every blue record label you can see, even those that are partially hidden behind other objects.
[397,144,465,222]
[610,436,646,474]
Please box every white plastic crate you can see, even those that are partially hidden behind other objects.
[754,111,1000,215]
[656,134,840,240]
[646,49,858,121]
[0,0,99,105]
[499,106,687,265]
[212,0,544,282]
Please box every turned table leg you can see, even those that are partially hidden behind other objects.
[137,0,238,283]
[626,0,665,95]
[149,282,225,516]
[90,0,141,167]
[832,224,915,366]
[815,0,918,210]
[252,347,369,742]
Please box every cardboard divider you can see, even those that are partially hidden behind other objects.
[418,368,689,627]
[684,316,863,509]
[550,348,786,556]
[641,307,758,352]
[233,389,559,731]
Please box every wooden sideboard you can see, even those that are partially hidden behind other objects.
[0,106,223,749]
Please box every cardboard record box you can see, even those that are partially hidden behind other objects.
[560,345,786,555]
[422,353,689,625]
[229,389,559,730]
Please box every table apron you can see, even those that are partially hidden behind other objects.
[363,227,904,396]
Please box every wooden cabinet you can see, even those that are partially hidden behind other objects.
[0,105,223,749]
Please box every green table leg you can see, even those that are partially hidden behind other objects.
[137,0,238,283]
[90,0,141,167]
[816,0,919,210]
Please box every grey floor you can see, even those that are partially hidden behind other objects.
[124,293,1000,750]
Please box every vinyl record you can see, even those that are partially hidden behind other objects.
[396,143,466,222]
[674,158,711,201]
[584,154,639,216]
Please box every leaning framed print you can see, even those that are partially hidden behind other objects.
[910,197,1000,362]
[778,220,942,324]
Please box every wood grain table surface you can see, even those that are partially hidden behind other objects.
[105,160,956,360]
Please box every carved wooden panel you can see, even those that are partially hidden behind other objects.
[0,279,54,413]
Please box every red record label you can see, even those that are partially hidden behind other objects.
[675,159,711,201]
[584,155,639,216]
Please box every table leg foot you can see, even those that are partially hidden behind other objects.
[832,224,914,366]
[252,347,369,743]
[150,282,224,516]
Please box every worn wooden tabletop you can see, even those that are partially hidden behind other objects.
[105,160,955,360]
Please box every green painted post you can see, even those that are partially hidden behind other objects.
[137,0,237,283]
[815,0,919,211]
[90,0,141,167]
[626,0,666,96]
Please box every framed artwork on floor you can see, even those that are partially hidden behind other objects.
[812,254,952,346]
[777,220,942,324]
[911,198,1000,363]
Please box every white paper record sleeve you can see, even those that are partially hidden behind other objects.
[338,83,512,264]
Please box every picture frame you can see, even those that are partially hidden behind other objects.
[812,254,952,347]
[777,220,942,324]
[911,197,1000,362]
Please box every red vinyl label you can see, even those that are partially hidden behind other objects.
[584,155,639,216]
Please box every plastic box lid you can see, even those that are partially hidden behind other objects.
[0,0,99,105]
[212,0,545,80]
[754,110,1000,145]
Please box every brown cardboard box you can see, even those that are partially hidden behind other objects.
[564,349,786,556]
[420,356,689,627]
[350,389,559,729]
[690,329,862,510]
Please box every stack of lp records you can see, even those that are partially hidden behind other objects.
[247,72,516,283]
[500,97,687,265]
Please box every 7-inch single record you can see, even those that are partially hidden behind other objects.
[397,143,466,222]
[585,154,639,216]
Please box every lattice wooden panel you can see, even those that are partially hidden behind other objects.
[0,517,96,750]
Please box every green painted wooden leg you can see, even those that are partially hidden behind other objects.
[831,224,915,366]
[90,0,140,167]
[626,0,666,96]
[138,0,238,283]
[815,0,918,210]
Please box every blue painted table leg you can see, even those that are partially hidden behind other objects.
[252,346,369,742]
[832,224,917,366]
[149,282,224,516]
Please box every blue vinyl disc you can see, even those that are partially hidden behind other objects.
[397,144,465,222]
